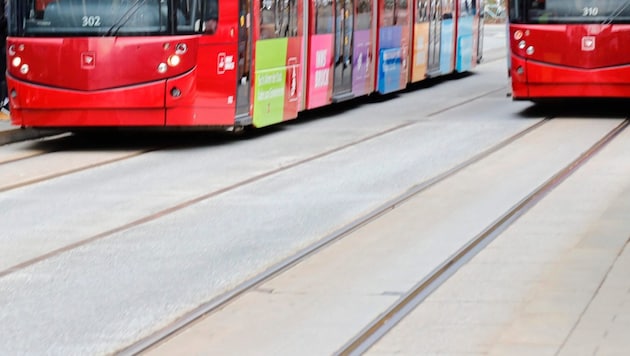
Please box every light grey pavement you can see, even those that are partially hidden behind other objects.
[146,119,630,356]
[367,128,630,356]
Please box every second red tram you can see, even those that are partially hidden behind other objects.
[7,0,483,129]
[508,0,630,100]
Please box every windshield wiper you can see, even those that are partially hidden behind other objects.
[602,0,630,25]
[106,0,148,36]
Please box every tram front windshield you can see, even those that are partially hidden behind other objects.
[9,0,215,36]
[509,0,630,24]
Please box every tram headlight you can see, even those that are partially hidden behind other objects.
[167,55,181,67]
[11,57,21,67]
[157,62,168,73]
[518,41,526,50]
[514,30,524,41]
[20,64,29,74]
[526,46,535,55]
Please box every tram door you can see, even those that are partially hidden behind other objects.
[426,0,441,75]
[333,0,354,102]
[236,0,252,118]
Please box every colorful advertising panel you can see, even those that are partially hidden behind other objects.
[378,47,402,93]
[377,26,403,94]
[411,23,430,82]
[439,19,455,75]
[307,34,334,109]
[253,38,288,127]
[399,36,410,89]
[456,16,474,72]
[284,37,303,120]
[352,29,372,96]
[253,38,303,127]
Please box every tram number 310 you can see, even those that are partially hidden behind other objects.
[581,7,598,16]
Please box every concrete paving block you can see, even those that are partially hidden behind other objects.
[488,342,558,356]
[558,327,606,356]
[371,324,506,355]
[494,312,576,346]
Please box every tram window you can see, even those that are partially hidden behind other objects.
[460,0,472,15]
[315,0,333,34]
[260,0,297,39]
[416,0,430,22]
[23,0,169,35]
[260,0,274,38]
[395,0,409,24]
[383,0,394,26]
[278,0,298,37]
[356,0,371,30]
[442,0,454,19]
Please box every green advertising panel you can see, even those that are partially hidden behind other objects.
[253,38,288,127]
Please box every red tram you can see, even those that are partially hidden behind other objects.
[7,0,483,129]
[508,0,630,100]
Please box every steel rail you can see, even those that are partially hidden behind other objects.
[0,147,163,193]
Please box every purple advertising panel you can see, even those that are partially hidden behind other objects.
[352,29,372,97]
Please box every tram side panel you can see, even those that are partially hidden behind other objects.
[165,0,241,127]
[455,0,476,72]
[305,0,335,109]
[438,0,456,75]
[251,0,304,127]
[350,0,374,97]
[376,0,409,94]
[166,39,239,127]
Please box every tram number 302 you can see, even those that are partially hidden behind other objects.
[82,16,102,27]
[581,7,598,16]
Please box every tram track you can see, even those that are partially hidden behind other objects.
[0,146,164,193]
[0,120,418,279]
[116,117,552,355]
[0,85,519,354]
[0,86,506,195]
[0,132,72,165]
[337,118,630,355]
[127,117,630,355]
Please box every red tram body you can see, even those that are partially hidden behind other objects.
[508,0,630,100]
[7,0,483,129]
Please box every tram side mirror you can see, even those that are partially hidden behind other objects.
[202,0,219,35]
[196,18,218,34]
[204,18,218,34]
